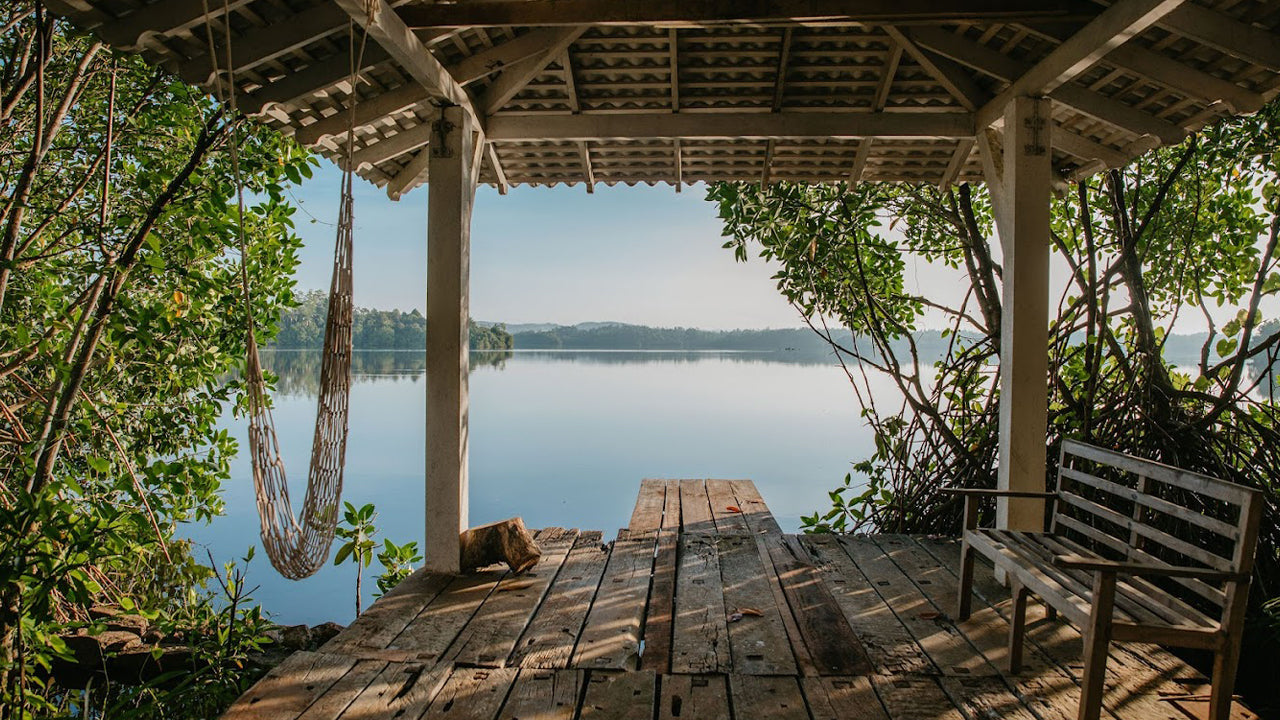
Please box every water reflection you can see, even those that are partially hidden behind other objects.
[190,349,869,625]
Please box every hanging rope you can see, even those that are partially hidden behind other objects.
[203,0,366,578]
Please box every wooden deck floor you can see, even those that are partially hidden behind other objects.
[223,479,1253,720]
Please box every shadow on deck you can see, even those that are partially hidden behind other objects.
[223,480,1255,720]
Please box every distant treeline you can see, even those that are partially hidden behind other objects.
[507,322,958,358]
[271,291,513,350]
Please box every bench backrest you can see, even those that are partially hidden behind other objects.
[1051,439,1262,614]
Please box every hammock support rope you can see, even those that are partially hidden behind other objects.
[205,0,368,579]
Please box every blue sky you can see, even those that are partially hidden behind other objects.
[287,163,804,330]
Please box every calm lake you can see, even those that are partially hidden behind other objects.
[184,349,877,625]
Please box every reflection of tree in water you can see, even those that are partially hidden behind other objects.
[261,350,513,396]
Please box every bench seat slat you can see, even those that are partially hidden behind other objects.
[978,530,1218,632]
[1038,534,1220,631]
[985,530,1182,629]
[966,531,1094,625]
[1059,466,1241,541]
[1056,491,1234,572]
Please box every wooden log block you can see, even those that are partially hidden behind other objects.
[460,517,541,574]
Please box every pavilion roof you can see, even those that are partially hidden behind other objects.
[45,0,1280,196]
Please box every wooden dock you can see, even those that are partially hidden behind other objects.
[223,479,1251,720]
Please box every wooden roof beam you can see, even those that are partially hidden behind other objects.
[1025,23,1265,114]
[398,0,1097,29]
[95,0,254,49]
[1159,4,1280,71]
[846,138,874,186]
[487,143,509,194]
[886,26,986,110]
[292,28,584,144]
[487,111,975,141]
[334,0,482,130]
[907,26,1185,145]
[976,0,1188,128]
[939,137,975,188]
[479,27,586,115]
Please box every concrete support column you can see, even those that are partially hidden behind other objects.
[986,96,1052,531]
[425,106,478,572]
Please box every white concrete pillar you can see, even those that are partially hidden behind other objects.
[425,106,477,572]
[987,96,1052,531]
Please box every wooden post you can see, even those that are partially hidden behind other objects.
[425,105,478,573]
[985,96,1052,532]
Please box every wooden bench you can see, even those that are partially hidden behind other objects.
[952,439,1262,720]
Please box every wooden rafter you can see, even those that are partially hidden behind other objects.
[294,28,584,145]
[975,0,1188,127]
[487,143,509,194]
[846,138,874,185]
[479,27,586,115]
[771,29,793,111]
[1159,4,1280,70]
[1024,23,1264,113]
[761,139,776,186]
[939,137,976,188]
[578,141,596,192]
[886,26,986,110]
[874,41,904,111]
[97,0,254,49]
[674,139,683,191]
[487,112,975,141]
[563,50,582,114]
[668,29,681,112]
[398,0,1096,29]
[907,27,1185,145]
[334,0,481,130]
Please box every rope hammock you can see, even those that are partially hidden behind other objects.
[204,0,369,579]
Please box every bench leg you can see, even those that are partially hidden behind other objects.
[1008,579,1030,674]
[1208,646,1242,720]
[1078,572,1117,720]
[957,534,976,621]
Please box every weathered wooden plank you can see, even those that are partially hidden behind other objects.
[579,670,656,720]
[496,668,583,720]
[766,534,871,675]
[629,479,668,533]
[717,535,797,675]
[869,676,967,720]
[797,535,931,676]
[222,651,358,720]
[680,479,716,534]
[640,532,678,673]
[706,479,751,535]
[451,528,578,667]
[657,674,730,720]
[512,531,608,669]
[671,533,730,674]
[386,568,508,663]
[573,536,656,670]
[320,567,453,654]
[427,667,520,720]
[728,675,809,720]
[838,535,994,677]
[727,478,783,535]
[800,676,890,720]
[660,479,681,531]
[881,536,1080,720]
[296,659,388,720]
[334,661,451,720]
[939,677,1040,720]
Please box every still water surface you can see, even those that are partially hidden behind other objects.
[184,349,873,625]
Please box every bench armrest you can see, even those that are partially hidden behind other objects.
[1052,554,1248,582]
[946,489,1057,531]
[942,489,1058,499]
